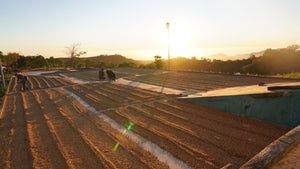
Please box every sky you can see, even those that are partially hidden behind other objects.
[1,0,300,60]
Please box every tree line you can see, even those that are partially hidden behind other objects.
[151,45,300,75]
[1,45,299,76]
[0,52,65,73]
[0,52,139,73]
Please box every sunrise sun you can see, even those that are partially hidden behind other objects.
[167,24,189,58]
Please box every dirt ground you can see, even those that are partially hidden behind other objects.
[59,68,299,92]
[124,71,299,92]
[0,72,291,169]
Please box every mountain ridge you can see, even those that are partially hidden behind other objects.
[206,50,265,60]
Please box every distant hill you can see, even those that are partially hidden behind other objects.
[205,53,229,60]
[88,54,152,65]
[88,55,134,64]
[206,50,265,60]
[59,54,152,65]
[232,51,265,60]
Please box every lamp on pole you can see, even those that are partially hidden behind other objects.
[166,22,170,71]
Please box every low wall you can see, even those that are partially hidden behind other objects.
[179,91,300,128]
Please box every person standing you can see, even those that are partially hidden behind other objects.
[21,75,28,91]
[106,70,116,81]
[98,68,105,80]
[17,74,28,91]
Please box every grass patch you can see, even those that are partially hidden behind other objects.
[270,72,300,79]
[0,75,12,105]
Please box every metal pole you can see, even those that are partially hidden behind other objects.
[166,22,170,71]
[0,60,5,87]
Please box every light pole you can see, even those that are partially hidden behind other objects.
[166,22,170,71]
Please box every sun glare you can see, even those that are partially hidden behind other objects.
[168,25,189,58]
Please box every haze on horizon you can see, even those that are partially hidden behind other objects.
[1,0,300,61]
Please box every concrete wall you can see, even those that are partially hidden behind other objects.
[179,91,300,128]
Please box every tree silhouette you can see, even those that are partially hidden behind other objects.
[154,55,164,69]
[65,43,86,58]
